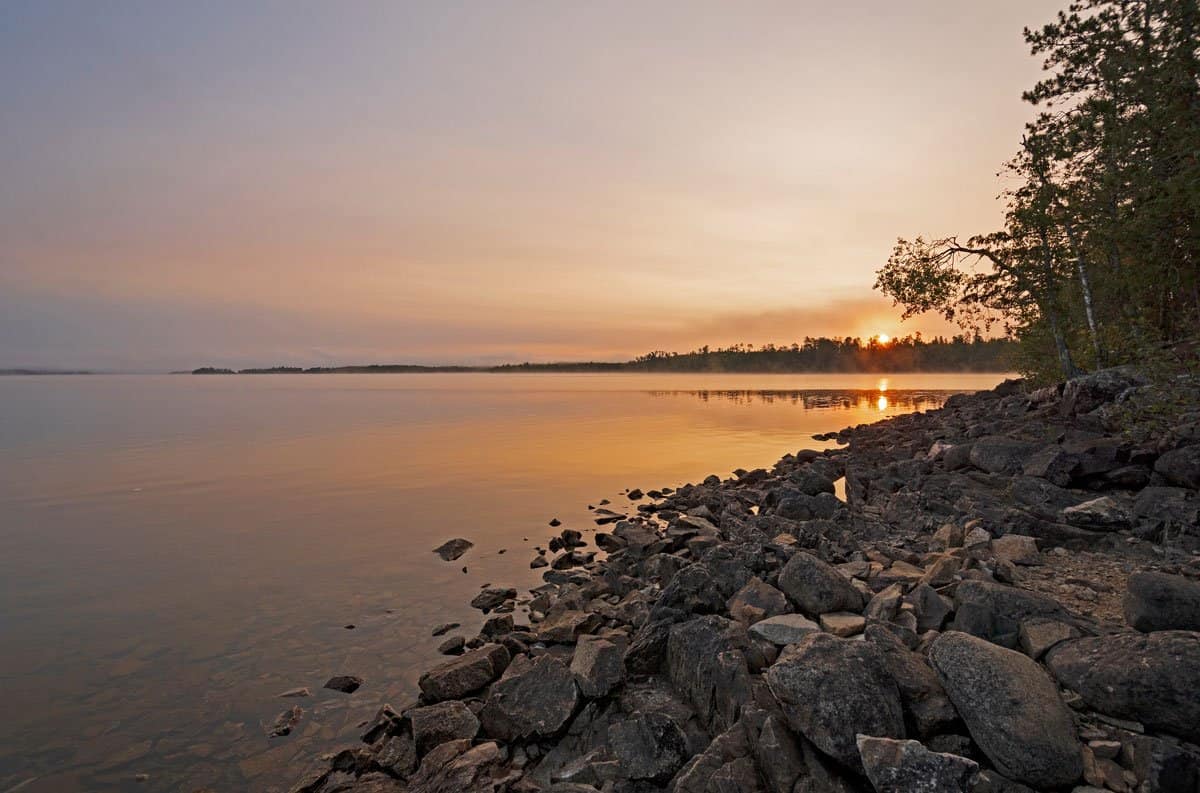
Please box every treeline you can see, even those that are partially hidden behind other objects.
[191,335,1014,375]
[876,0,1199,381]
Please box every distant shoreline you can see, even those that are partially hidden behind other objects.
[189,364,1015,375]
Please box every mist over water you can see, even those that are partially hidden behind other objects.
[0,372,1005,792]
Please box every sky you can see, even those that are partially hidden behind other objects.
[0,0,1063,370]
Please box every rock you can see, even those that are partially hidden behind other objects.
[1016,618,1079,659]
[1045,631,1200,744]
[410,701,479,754]
[531,555,549,569]
[432,623,460,637]
[931,523,964,550]
[778,551,864,617]
[726,577,788,625]
[748,613,821,645]
[990,535,1040,566]
[269,705,303,737]
[538,610,601,643]
[864,583,904,622]
[904,584,952,633]
[479,655,579,741]
[607,711,689,782]
[433,538,474,562]
[929,631,1082,788]
[569,636,623,698]
[1154,444,1200,489]
[402,739,507,793]
[865,625,957,738]
[819,611,865,637]
[949,580,1074,645]
[1060,367,1144,415]
[470,587,517,612]
[765,632,905,770]
[1123,571,1200,632]
[1062,496,1131,529]
[279,687,310,698]
[856,735,979,792]
[437,636,465,655]
[1023,446,1077,487]
[970,437,1036,475]
[324,675,363,694]
[418,644,510,702]
[667,615,753,734]
[963,526,992,548]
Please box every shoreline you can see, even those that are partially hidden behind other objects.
[288,369,1200,793]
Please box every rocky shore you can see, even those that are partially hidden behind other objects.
[289,369,1200,793]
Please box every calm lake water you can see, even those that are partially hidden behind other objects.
[0,372,1005,793]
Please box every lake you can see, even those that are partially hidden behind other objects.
[0,372,1005,792]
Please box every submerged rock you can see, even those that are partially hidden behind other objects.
[323,675,363,694]
[433,538,474,562]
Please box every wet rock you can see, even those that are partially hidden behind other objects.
[433,538,474,562]
[608,710,689,783]
[279,687,311,698]
[431,623,460,637]
[469,587,517,612]
[929,631,1082,788]
[269,705,303,737]
[970,437,1035,475]
[1123,571,1200,632]
[1046,631,1200,744]
[419,643,510,702]
[569,635,623,698]
[778,551,864,617]
[856,735,978,792]
[479,655,579,741]
[765,632,905,770]
[531,555,549,569]
[437,636,466,655]
[324,675,363,694]
[747,613,821,645]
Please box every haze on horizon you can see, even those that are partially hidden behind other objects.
[1,1,1061,371]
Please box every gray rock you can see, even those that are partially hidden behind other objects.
[437,636,465,655]
[929,631,1082,788]
[410,701,479,754]
[970,437,1036,475]
[418,643,510,702]
[538,610,601,643]
[778,551,864,617]
[432,538,474,562]
[1155,444,1200,489]
[904,583,952,633]
[269,705,303,737]
[819,611,865,637]
[479,655,579,740]
[1046,631,1200,744]
[748,613,821,646]
[1023,446,1077,487]
[1016,618,1079,659]
[765,632,905,770]
[1123,571,1200,632]
[403,739,509,793]
[865,624,958,738]
[607,711,689,783]
[569,635,624,698]
[1060,367,1144,416]
[373,734,418,778]
[726,577,788,625]
[324,675,363,693]
[949,580,1074,646]
[667,615,753,734]
[856,735,978,792]
[1061,496,1131,530]
[990,535,1040,566]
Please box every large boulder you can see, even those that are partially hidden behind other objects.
[418,644,510,702]
[1155,444,1200,489]
[1124,571,1200,632]
[856,735,979,792]
[402,739,510,793]
[478,655,579,740]
[765,632,905,771]
[1045,631,1200,744]
[409,701,479,754]
[666,615,752,734]
[929,632,1082,788]
[865,625,958,738]
[777,551,864,617]
[1060,367,1144,416]
[569,635,624,698]
[949,580,1075,646]
[969,437,1036,475]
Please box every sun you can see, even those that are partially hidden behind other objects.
[877,333,890,344]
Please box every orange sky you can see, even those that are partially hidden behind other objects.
[0,1,1060,369]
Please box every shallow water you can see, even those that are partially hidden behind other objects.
[0,372,1005,792]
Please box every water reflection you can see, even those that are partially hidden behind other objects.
[645,388,943,413]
